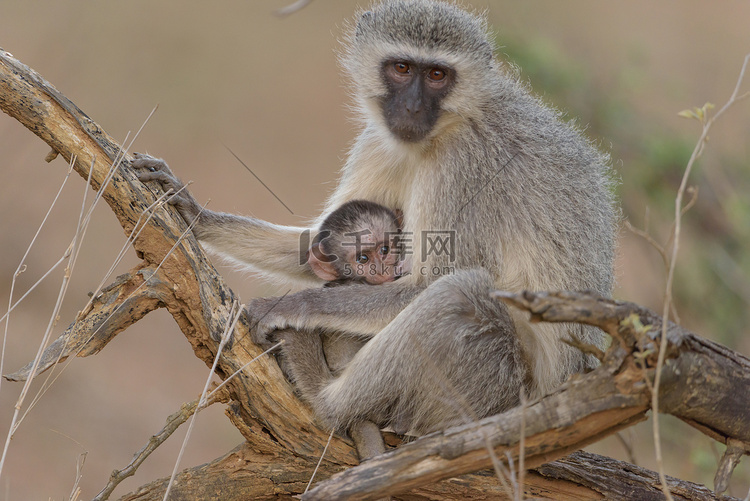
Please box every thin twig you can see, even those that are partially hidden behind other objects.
[78,180,193,319]
[561,334,605,361]
[206,341,283,400]
[77,105,162,316]
[484,427,515,499]
[47,428,89,501]
[1,193,210,492]
[69,451,87,501]
[275,0,314,17]
[624,220,667,267]
[162,300,244,501]
[224,144,294,215]
[16,153,126,427]
[0,154,98,478]
[305,426,335,493]
[614,430,637,466]
[18,198,211,423]
[92,387,229,501]
[1,107,158,444]
[652,53,750,501]
[505,452,517,499]
[0,160,75,396]
[0,254,69,326]
[517,389,527,501]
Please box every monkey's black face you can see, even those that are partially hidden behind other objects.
[380,59,455,143]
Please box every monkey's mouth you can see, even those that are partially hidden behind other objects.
[384,112,436,143]
[389,124,430,143]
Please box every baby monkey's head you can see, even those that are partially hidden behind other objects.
[308,200,404,285]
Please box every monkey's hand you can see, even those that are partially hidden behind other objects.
[246,296,298,349]
[131,152,202,225]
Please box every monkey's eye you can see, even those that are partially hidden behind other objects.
[427,68,446,81]
[379,245,390,255]
[394,62,410,74]
[356,254,369,264]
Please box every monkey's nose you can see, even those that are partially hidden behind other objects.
[405,103,422,114]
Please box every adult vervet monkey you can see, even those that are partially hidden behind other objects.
[134,0,617,444]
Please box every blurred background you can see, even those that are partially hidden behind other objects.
[1,1,749,499]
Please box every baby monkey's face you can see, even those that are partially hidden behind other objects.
[341,227,402,285]
[308,203,407,285]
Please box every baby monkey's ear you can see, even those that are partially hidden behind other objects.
[307,242,340,281]
[393,208,404,230]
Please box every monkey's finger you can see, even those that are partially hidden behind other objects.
[135,169,179,185]
[131,153,172,173]
[167,194,199,212]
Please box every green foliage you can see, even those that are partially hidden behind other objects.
[678,102,715,122]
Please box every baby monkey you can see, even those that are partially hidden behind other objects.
[300,199,405,459]
[308,200,406,286]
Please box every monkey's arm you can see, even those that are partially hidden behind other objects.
[194,211,318,284]
[248,280,424,346]
[133,153,320,285]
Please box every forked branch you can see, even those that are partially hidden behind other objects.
[1,48,747,500]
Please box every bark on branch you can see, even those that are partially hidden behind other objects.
[1,47,747,500]
[6,264,163,382]
[0,47,357,465]
[494,291,750,445]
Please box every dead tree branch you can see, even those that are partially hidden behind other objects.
[5,264,162,382]
[1,48,748,500]
[494,291,750,445]
[0,47,357,465]
[94,385,232,501]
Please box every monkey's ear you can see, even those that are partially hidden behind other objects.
[307,243,340,281]
[355,11,373,39]
[393,208,404,230]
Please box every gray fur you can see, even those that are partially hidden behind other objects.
[133,0,617,442]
